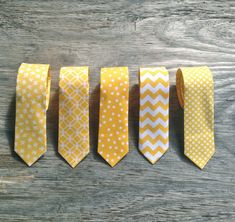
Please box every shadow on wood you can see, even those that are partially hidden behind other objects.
[169,84,194,166]
[5,93,23,163]
[47,88,59,150]
[89,84,109,166]
[129,83,140,149]
[129,83,155,163]
[46,88,71,165]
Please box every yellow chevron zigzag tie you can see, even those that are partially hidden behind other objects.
[15,63,51,166]
[176,66,215,169]
[98,67,129,167]
[58,67,90,168]
[139,67,169,164]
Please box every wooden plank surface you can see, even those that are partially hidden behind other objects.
[0,0,235,221]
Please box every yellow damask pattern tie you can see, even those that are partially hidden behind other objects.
[15,63,51,166]
[98,67,129,167]
[139,67,169,164]
[176,66,215,169]
[58,67,89,168]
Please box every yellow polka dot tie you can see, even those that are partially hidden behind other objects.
[139,67,169,164]
[176,66,215,169]
[15,63,51,166]
[98,67,129,167]
[58,67,90,168]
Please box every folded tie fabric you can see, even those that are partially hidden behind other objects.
[58,67,90,168]
[15,63,51,166]
[98,67,129,167]
[176,66,215,169]
[139,67,169,164]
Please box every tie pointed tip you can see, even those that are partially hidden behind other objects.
[69,163,78,168]
[14,149,43,167]
[149,159,157,164]
[98,150,126,168]
[26,161,34,167]
[62,159,80,168]
[58,151,87,168]
[109,161,118,168]
[184,152,214,170]
[145,156,160,165]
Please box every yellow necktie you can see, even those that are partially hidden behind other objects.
[139,67,169,164]
[58,67,89,168]
[176,66,215,169]
[15,63,51,166]
[98,67,129,167]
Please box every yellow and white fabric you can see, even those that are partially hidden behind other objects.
[58,67,89,168]
[176,66,215,169]
[98,67,129,167]
[139,67,169,164]
[15,63,51,166]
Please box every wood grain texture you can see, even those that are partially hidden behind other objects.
[0,0,235,221]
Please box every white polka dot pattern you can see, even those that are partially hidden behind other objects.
[98,67,129,167]
[176,66,215,169]
[15,63,51,166]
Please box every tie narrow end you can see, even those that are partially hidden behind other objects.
[15,148,46,167]
[59,149,90,168]
[140,147,169,164]
[98,149,128,168]
[184,152,211,170]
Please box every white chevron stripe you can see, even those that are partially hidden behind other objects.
[144,151,163,163]
[141,72,169,82]
[140,107,168,116]
[139,118,168,128]
[139,140,169,151]
[140,95,169,106]
[141,83,168,94]
[139,129,168,139]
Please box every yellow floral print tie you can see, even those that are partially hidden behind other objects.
[15,63,51,166]
[139,67,169,164]
[98,67,129,167]
[176,66,215,169]
[58,67,89,168]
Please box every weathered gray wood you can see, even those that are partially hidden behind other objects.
[0,0,235,221]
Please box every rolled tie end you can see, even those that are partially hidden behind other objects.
[176,68,185,109]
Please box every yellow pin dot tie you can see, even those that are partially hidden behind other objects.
[58,67,89,168]
[139,67,169,164]
[15,63,51,166]
[176,66,215,169]
[98,67,129,167]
